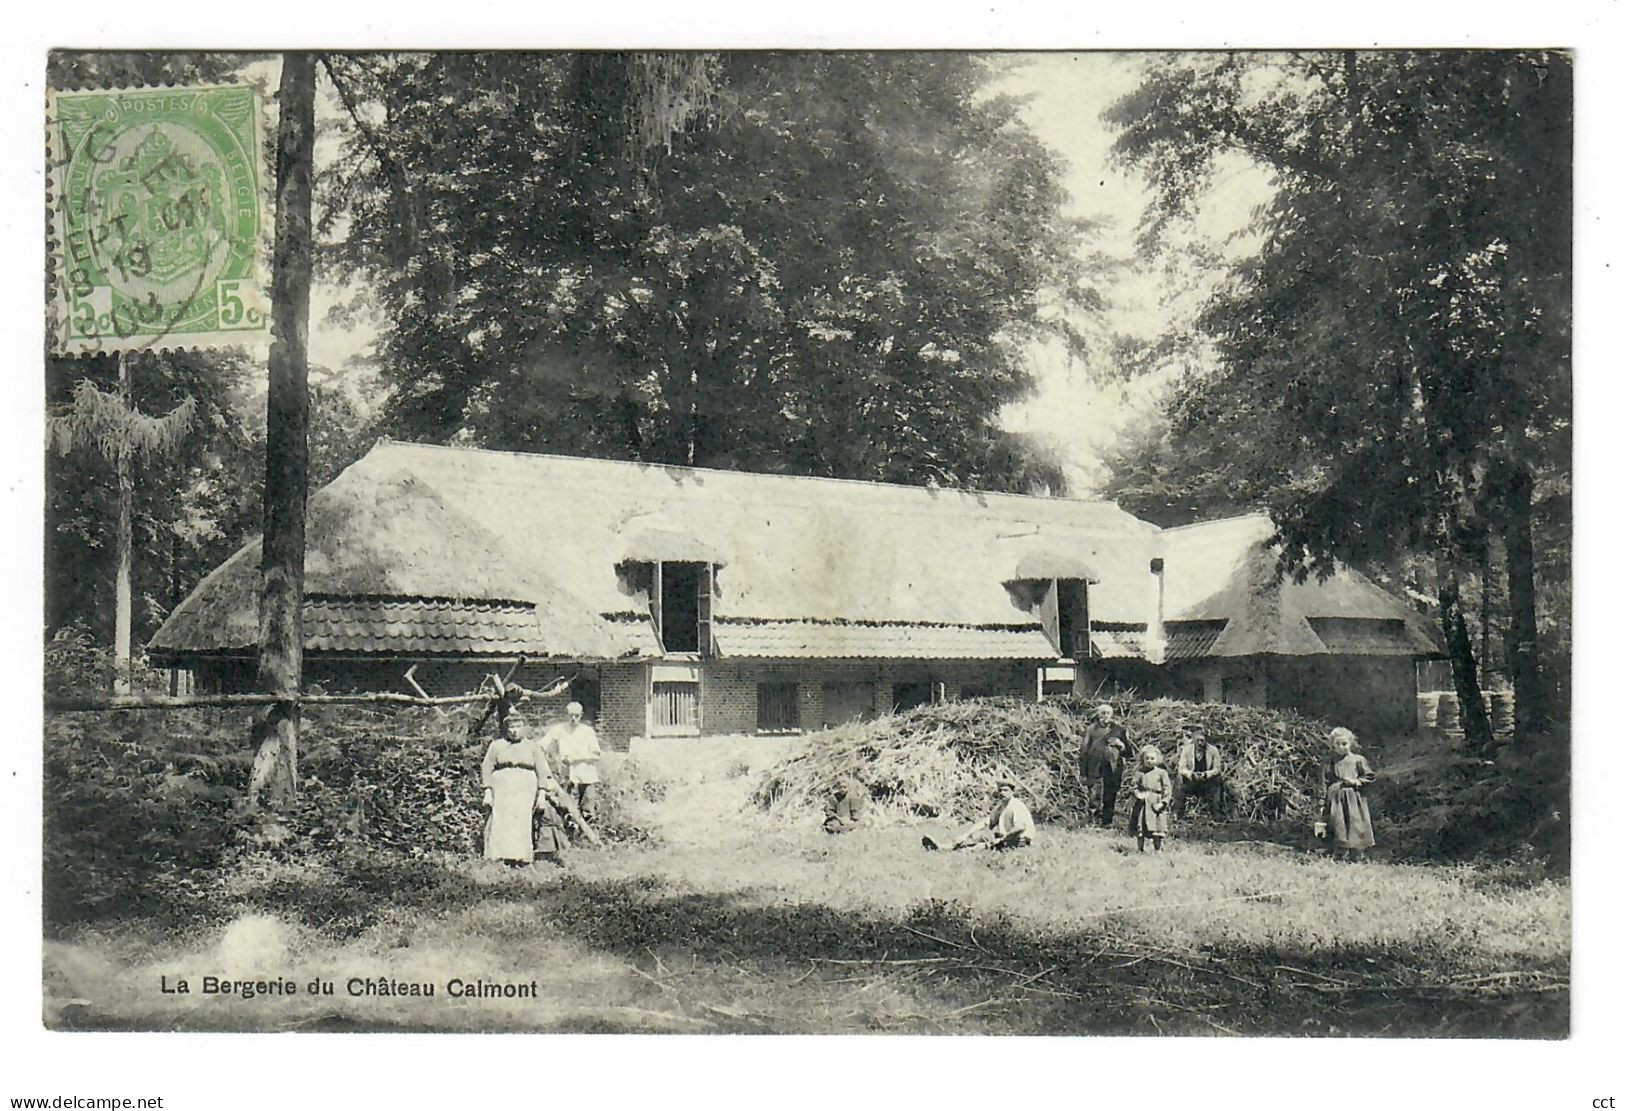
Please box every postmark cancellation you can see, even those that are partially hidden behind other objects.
[48,84,271,355]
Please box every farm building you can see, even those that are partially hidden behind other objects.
[149,441,1437,744]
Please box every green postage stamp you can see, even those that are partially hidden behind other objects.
[49,84,270,354]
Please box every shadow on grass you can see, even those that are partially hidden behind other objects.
[59,856,1565,1036]
[516,872,1566,1037]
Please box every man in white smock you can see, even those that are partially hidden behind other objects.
[921,778,1036,851]
[544,701,603,822]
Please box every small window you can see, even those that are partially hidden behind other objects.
[652,680,700,733]
[892,680,934,713]
[757,681,800,733]
[821,681,876,728]
[569,674,602,721]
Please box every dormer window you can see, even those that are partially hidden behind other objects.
[1003,549,1098,662]
[653,560,712,655]
[1035,577,1089,661]
[617,528,725,658]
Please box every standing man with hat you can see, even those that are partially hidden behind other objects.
[543,701,603,823]
[1079,702,1129,827]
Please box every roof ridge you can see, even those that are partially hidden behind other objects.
[712,615,1043,630]
[371,439,1140,514]
[306,592,536,609]
[1157,512,1275,535]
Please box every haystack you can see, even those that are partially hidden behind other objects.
[754,697,1334,826]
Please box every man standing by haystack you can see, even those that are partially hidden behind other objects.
[922,778,1035,851]
[1079,703,1129,827]
[544,701,603,823]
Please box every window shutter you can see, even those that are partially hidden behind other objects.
[1081,581,1091,659]
[652,681,700,730]
[1039,578,1060,654]
[697,562,713,656]
[650,562,664,649]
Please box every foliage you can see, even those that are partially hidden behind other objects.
[44,352,375,652]
[45,349,263,651]
[45,624,124,698]
[42,702,657,930]
[43,707,250,930]
[1106,50,1569,563]
[1103,51,1571,733]
[318,52,1087,492]
[1377,731,1569,869]
[47,381,196,462]
[755,696,1334,827]
[1098,410,1260,527]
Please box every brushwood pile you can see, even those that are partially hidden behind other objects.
[752,697,1332,826]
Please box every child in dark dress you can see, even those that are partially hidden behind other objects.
[1322,726,1376,859]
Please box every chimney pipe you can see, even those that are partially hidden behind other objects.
[1146,557,1167,664]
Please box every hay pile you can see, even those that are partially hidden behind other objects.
[753,697,1333,826]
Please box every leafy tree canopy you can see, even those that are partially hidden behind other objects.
[1105,51,1570,575]
[319,52,1091,491]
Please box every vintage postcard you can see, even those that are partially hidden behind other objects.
[38,46,1572,1057]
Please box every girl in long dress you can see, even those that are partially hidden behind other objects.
[479,716,562,865]
[1129,745,1172,853]
[1322,726,1377,858]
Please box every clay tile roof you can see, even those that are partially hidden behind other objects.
[714,618,1055,660]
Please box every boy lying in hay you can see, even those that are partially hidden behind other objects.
[921,778,1035,851]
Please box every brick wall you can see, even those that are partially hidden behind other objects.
[598,662,647,752]
[1267,655,1418,737]
[192,653,1040,749]
[1096,655,1418,737]
[697,658,1036,737]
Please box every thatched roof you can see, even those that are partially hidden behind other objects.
[1155,515,1439,658]
[341,442,1159,623]
[617,526,730,565]
[152,442,1158,661]
[1008,548,1102,582]
[149,466,635,660]
[150,445,1436,664]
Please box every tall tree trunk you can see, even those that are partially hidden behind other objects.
[1502,462,1547,743]
[1439,566,1493,750]
[113,352,133,695]
[1479,543,1492,685]
[250,53,317,810]
[169,525,181,697]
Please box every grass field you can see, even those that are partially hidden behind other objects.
[44,766,1569,1036]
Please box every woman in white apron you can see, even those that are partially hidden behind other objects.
[479,716,560,864]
